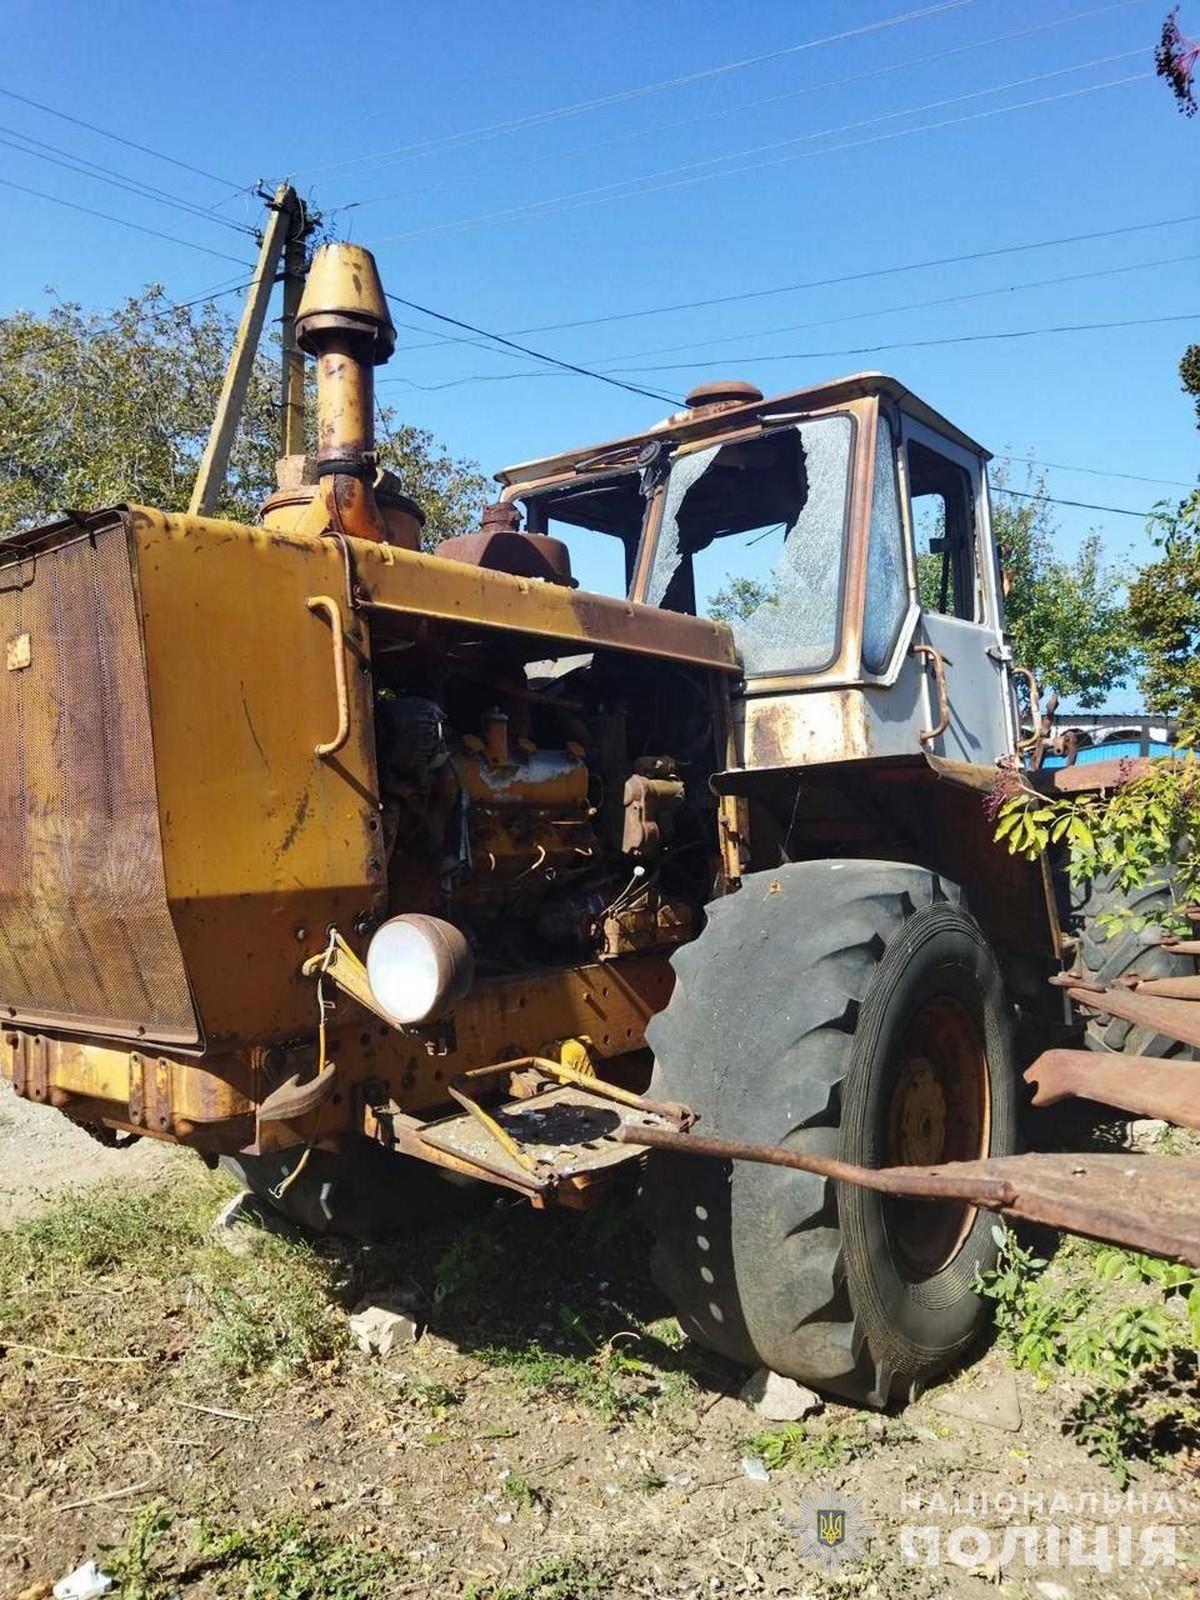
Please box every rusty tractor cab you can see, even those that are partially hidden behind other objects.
[1,242,1189,1407]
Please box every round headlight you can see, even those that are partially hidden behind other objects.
[366,915,474,1026]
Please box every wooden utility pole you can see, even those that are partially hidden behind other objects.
[188,184,312,517]
[278,199,311,460]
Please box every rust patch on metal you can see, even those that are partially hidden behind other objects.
[0,521,197,1044]
[616,1123,1200,1269]
[1026,1047,1200,1131]
[1040,757,1150,795]
[1069,983,1200,1052]
[1131,973,1200,1000]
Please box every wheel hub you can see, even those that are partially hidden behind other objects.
[883,996,990,1278]
[889,1054,948,1166]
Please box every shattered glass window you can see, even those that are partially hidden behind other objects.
[645,415,853,677]
[862,413,910,674]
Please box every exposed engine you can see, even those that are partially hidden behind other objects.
[373,642,717,972]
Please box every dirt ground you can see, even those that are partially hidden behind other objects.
[1,1087,1197,1600]
[0,1084,176,1225]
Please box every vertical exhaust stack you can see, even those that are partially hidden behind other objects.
[293,243,397,543]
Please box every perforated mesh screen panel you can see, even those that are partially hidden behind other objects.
[0,522,198,1042]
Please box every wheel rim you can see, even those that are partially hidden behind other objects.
[882,995,990,1279]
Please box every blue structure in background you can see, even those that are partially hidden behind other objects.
[1038,715,1182,769]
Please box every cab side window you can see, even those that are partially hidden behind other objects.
[907,438,977,621]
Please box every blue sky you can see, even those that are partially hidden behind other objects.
[3,0,1197,691]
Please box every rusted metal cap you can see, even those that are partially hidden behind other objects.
[684,379,764,412]
[437,516,576,587]
[296,242,397,364]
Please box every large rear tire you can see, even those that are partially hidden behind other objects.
[643,861,1017,1406]
[1073,867,1198,1058]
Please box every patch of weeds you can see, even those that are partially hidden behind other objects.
[192,1232,345,1378]
[463,1554,609,1600]
[0,1165,345,1379]
[474,1328,689,1420]
[406,1374,465,1413]
[1068,1350,1200,1486]
[977,1227,1200,1482]
[500,1470,549,1511]
[1152,1122,1184,1154]
[194,1515,398,1599]
[641,1314,687,1350]
[432,1221,509,1305]
[0,1167,230,1328]
[638,1471,669,1497]
[744,1417,873,1474]
[108,1500,174,1600]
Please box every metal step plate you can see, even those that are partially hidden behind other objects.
[418,1083,676,1191]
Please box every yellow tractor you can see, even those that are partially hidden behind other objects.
[2,239,1191,1405]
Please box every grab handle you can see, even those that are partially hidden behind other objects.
[912,643,951,745]
[306,595,351,758]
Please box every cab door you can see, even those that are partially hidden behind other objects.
[899,416,1017,765]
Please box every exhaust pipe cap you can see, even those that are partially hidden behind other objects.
[296,242,396,364]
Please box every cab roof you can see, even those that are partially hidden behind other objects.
[496,371,991,489]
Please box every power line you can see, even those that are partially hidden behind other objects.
[377,308,1200,400]
[377,66,1148,248]
[391,214,1200,360]
[1015,457,1195,490]
[993,485,1163,519]
[379,310,1198,394]
[0,175,254,267]
[383,292,681,406]
[390,249,1200,378]
[587,250,1200,370]
[303,0,982,181]
[0,84,240,189]
[167,276,257,312]
[347,3,1139,214]
[505,215,1200,340]
[0,125,257,237]
[609,312,1198,374]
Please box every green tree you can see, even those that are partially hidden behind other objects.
[1126,337,1200,715]
[707,574,775,622]
[994,19,1200,906]
[0,287,486,539]
[993,473,1136,710]
[1129,491,1200,715]
[1180,342,1200,428]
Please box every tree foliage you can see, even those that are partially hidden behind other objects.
[1128,490,1200,715]
[993,48,1200,909]
[1180,342,1200,428]
[992,473,1136,710]
[0,288,486,540]
[706,575,774,622]
[992,725,1200,937]
[1126,346,1200,715]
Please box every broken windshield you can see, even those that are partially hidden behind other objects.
[643,415,854,677]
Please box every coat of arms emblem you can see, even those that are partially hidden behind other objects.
[817,1508,846,1548]
[795,1489,869,1569]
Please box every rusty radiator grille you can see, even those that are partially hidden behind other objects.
[0,522,198,1043]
